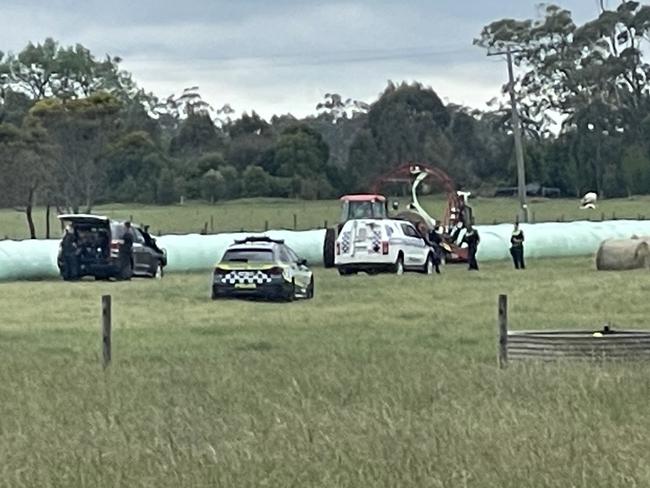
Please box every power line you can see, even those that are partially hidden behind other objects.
[127,45,478,68]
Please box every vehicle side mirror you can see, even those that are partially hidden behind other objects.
[392,201,399,210]
[298,258,308,267]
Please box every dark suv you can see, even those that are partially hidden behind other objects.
[57,214,167,281]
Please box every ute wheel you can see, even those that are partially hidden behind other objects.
[323,228,336,268]
[306,277,315,299]
[422,254,435,275]
[391,254,405,275]
[338,267,357,276]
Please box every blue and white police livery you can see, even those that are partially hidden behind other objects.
[334,219,437,276]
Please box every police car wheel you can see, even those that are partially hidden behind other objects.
[283,280,296,302]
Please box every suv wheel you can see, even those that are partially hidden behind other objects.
[119,260,133,281]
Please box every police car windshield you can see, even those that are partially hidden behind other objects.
[222,249,274,263]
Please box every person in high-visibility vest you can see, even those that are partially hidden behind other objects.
[510,223,525,269]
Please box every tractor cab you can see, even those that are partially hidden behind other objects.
[339,195,389,224]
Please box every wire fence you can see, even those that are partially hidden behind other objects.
[1,211,649,241]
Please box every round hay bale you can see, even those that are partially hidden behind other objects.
[596,239,650,271]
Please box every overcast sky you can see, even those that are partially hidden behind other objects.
[1,0,605,118]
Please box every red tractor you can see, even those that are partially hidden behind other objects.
[323,164,474,267]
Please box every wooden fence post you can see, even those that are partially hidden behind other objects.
[210,215,214,233]
[324,220,328,229]
[264,220,269,231]
[293,214,297,230]
[498,294,508,369]
[102,295,112,369]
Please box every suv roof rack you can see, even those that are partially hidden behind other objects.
[234,236,285,245]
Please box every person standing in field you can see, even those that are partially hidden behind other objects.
[427,225,444,274]
[463,225,480,271]
[61,225,79,280]
[121,221,135,278]
[510,223,525,269]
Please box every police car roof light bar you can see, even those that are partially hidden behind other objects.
[234,236,285,244]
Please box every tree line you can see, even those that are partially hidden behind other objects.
[1,2,650,238]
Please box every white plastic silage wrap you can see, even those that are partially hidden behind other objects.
[3,221,650,280]
[0,239,60,280]
[157,229,327,272]
[475,220,650,261]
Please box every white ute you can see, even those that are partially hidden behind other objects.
[334,218,437,275]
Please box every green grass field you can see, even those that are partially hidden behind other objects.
[2,258,650,487]
[2,195,650,239]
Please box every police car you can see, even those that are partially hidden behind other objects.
[212,236,314,301]
[334,218,438,275]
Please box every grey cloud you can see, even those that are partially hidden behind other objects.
[1,0,605,118]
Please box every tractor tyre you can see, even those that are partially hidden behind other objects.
[323,227,336,268]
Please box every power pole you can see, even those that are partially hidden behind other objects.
[489,45,529,223]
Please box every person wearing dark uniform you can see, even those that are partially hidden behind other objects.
[61,226,79,280]
[510,223,525,269]
[415,222,441,274]
[121,221,134,279]
[427,227,443,274]
[463,226,480,271]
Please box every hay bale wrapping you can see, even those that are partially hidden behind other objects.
[596,237,650,271]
